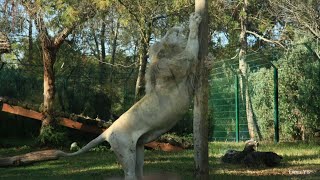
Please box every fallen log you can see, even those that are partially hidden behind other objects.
[0,150,62,167]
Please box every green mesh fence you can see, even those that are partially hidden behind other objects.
[209,51,278,142]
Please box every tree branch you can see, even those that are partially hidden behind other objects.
[151,4,193,23]
[118,0,141,24]
[246,30,285,48]
[54,3,96,48]
[53,26,76,48]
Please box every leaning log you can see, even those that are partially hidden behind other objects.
[0,150,62,167]
[1,103,106,134]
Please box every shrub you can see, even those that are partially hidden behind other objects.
[250,42,320,141]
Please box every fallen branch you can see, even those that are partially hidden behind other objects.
[0,150,62,167]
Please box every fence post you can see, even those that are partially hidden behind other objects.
[235,74,240,142]
[271,63,279,143]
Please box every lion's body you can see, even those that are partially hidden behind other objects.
[59,13,202,180]
[109,79,191,140]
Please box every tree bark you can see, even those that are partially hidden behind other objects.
[41,43,57,133]
[134,22,151,101]
[37,22,57,134]
[194,0,209,179]
[28,18,33,62]
[110,20,119,66]
[109,19,120,83]
[99,20,106,83]
[238,0,261,140]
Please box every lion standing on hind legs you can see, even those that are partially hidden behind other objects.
[57,13,202,180]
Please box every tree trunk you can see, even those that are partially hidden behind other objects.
[110,20,119,66]
[99,21,106,83]
[109,19,120,83]
[194,0,209,179]
[135,23,151,101]
[238,0,261,140]
[35,18,75,138]
[28,18,33,62]
[40,40,57,135]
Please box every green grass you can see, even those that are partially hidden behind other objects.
[0,139,319,179]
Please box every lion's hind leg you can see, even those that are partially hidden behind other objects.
[108,132,138,180]
[135,144,144,179]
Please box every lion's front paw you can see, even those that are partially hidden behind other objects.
[189,13,202,27]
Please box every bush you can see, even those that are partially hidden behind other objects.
[250,67,274,140]
[37,125,69,147]
[250,41,320,141]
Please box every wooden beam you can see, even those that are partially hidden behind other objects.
[2,103,43,120]
[1,103,183,152]
[59,117,105,134]
[1,103,104,134]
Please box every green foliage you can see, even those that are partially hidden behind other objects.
[0,67,43,103]
[90,145,110,152]
[37,125,68,147]
[169,109,193,135]
[250,67,274,140]
[277,44,320,140]
[250,41,320,141]
[158,133,193,149]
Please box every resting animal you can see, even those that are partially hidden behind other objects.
[56,13,202,180]
[221,140,282,167]
[221,140,258,164]
[242,151,282,167]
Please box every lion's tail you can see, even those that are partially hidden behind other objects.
[57,132,107,157]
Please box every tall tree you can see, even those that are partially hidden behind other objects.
[99,18,107,83]
[238,0,261,140]
[22,1,96,141]
[109,9,120,83]
[194,0,209,179]
[27,16,33,63]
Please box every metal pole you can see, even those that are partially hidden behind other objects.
[235,74,240,142]
[271,63,279,143]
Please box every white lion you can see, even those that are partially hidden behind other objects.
[58,13,201,180]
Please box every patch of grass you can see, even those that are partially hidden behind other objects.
[0,139,319,179]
